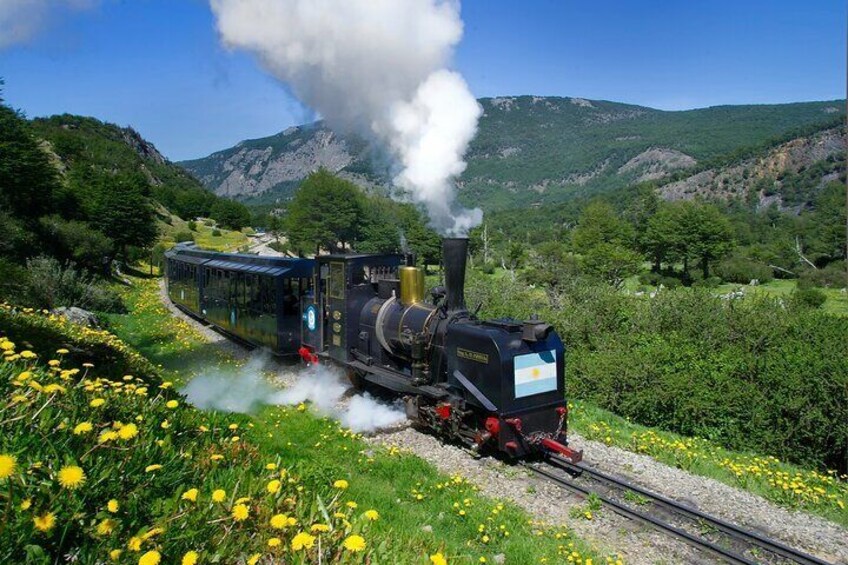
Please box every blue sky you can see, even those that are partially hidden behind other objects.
[1,0,844,161]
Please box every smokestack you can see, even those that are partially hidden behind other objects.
[443,237,468,312]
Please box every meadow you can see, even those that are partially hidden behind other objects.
[0,282,614,564]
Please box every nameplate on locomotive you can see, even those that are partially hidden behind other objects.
[456,348,489,364]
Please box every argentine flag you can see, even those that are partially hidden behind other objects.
[514,349,558,399]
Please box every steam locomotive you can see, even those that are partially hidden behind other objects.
[164,238,581,461]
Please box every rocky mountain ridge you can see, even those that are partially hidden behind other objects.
[177,96,845,211]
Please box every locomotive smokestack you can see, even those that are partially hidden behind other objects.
[443,237,468,312]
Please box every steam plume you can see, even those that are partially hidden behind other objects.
[181,353,406,433]
[209,0,482,235]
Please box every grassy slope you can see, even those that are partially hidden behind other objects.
[100,277,613,564]
[156,208,249,252]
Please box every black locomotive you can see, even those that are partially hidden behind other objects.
[164,238,581,461]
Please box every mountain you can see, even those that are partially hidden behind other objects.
[659,126,845,211]
[178,96,844,211]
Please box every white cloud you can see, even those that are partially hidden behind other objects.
[0,0,99,49]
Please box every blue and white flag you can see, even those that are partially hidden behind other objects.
[514,349,558,399]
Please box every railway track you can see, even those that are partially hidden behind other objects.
[522,455,834,565]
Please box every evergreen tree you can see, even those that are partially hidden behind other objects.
[285,169,365,254]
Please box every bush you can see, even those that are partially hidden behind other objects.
[211,228,222,237]
[38,215,113,273]
[23,257,125,313]
[792,287,827,309]
[638,272,682,289]
[174,230,194,243]
[691,276,722,289]
[480,262,496,275]
[713,256,774,284]
[203,219,215,226]
[187,220,197,231]
[798,262,846,289]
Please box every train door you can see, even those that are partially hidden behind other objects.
[326,261,347,361]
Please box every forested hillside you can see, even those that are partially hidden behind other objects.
[0,90,251,310]
[179,96,844,210]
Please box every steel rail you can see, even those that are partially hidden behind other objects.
[524,457,833,565]
[523,462,758,564]
[546,456,831,565]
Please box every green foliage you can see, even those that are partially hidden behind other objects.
[22,257,125,313]
[792,287,827,309]
[286,170,365,253]
[187,220,197,231]
[467,274,848,472]
[798,262,847,289]
[713,254,774,284]
[210,198,251,230]
[174,230,194,244]
[38,215,113,273]
[211,228,222,237]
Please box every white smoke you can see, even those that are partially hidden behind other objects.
[181,353,406,433]
[0,0,99,50]
[272,364,407,433]
[209,0,483,235]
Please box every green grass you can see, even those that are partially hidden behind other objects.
[569,401,848,527]
[97,276,616,564]
[156,209,249,253]
[716,279,848,315]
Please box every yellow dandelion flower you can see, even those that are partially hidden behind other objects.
[90,398,106,407]
[265,462,277,470]
[266,479,281,494]
[346,501,358,509]
[73,422,93,435]
[181,488,199,502]
[181,551,199,565]
[20,499,32,510]
[364,509,379,521]
[0,454,17,479]
[33,512,56,532]
[430,553,447,565]
[128,536,142,551]
[17,371,32,381]
[56,348,69,355]
[333,479,349,489]
[99,430,119,443]
[107,499,119,513]
[118,423,139,440]
[270,514,288,529]
[21,350,37,359]
[139,550,161,565]
[310,524,330,533]
[232,503,249,521]
[166,400,179,409]
[144,464,162,473]
[210,454,224,461]
[342,534,366,552]
[267,537,281,547]
[212,489,226,502]
[48,359,61,367]
[110,549,123,561]
[57,465,86,489]
[291,532,316,551]
[96,518,116,535]
[247,554,261,565]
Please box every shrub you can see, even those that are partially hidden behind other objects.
[692,276,721,289]
[187,220,197,231]
[713,256,774,284]
[22,257,125,313]
[203,218,215,226]
[798,262,847,289]
[38,215,113,273]
[480,262,496,275]
[792,287,827,309]
[211,228,222,237]
[174,230,194,243]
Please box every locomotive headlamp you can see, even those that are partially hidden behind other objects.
[522,320,553,342]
